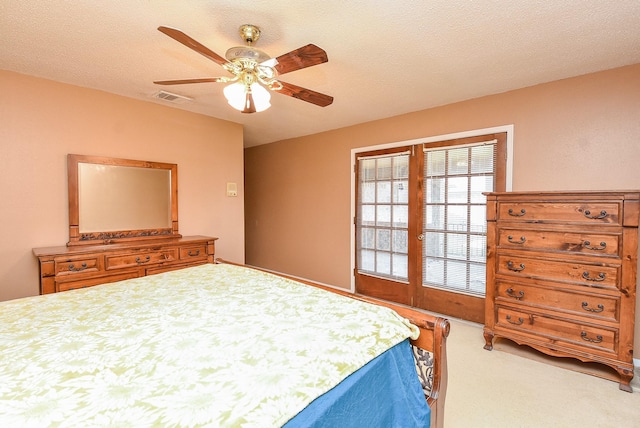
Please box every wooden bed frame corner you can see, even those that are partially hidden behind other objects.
[216,260,450,428]
[349,293,450,428]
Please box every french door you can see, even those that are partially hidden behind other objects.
[355,133,506,323]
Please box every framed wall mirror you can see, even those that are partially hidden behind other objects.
[67,154,180,246]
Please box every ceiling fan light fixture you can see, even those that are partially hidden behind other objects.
[223,81,271,113]
[249,82,271,112]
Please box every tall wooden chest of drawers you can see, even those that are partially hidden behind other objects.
[483,191,639,391]
[33,236,217,295]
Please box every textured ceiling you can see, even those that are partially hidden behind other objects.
[2,1,639,147]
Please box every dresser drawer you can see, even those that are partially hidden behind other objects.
[146,262,206,276]
[179,244,208,261]
[495,281,620,322]
[57,270,141,292]
[497,201,621,225]
[54,255,101,276]
[496,306,617,355]
[105,249,178,270]
[497,228,620,257]
[496,254,620,290]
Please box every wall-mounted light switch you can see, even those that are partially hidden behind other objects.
[226,182,238,197]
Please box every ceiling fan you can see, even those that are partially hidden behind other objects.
[154,24,333,113]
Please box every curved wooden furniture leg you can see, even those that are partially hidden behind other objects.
[483,330,494,351]
[617,367,634,392]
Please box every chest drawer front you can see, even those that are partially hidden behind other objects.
[179,244,208,261]
[496,254,620,290]
[55,255,101,276]
[496,306,617,354]
[497,228,620,257]
[497,201,621,225]
[57,270,141,292]
[495,281,619,323]
[105,249,178,270]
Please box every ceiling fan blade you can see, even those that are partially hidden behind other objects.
[274,44,328,75]
[154,78,226,85]
[158,26,229,66]
[276,81,334,107]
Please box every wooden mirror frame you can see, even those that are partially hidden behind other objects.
[67,154,180,246]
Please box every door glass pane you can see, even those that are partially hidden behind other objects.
[426,151,445,176]
[426,177,445,203]
[360,249,375,271]
[470,206,486,233]
[361,227,375,249]
[471,145,494,173]
[469,235,486,262]
[446,260,468,290]
[448,148,468,175]
[392,254,408,278]
[425,232,444,257]
[377,158,392,180]
[393,156,409,179]
[361,205,375,225]
[425,205,445,230]
[394,180,409,203]
[424,257,444,285]
[376,229,391,251]
[392,230,408,253]
[376,205,391,226]
[377,181,391,203]
[469,263,487,294]
[470,176,493,203]
[446,233,467,260]
[393,205,408,227]
[376,251,391,275]
[447,205,468,231]
[448,177,468,203]
[361,182,376,203]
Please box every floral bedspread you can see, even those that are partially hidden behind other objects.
[0,263,418,427]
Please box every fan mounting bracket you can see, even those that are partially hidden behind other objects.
[239,24,261,45]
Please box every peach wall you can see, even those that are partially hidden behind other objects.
[245,64,640,351]
[0,70,245,301]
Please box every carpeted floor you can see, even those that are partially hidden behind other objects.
[443,318,640,427]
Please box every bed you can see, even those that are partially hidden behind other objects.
[0,262,449,427]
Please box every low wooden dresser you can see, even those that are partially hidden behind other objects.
[483,191,639,391]
[33,236,217,294]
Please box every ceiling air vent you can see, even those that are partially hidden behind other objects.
[152,90,193,104]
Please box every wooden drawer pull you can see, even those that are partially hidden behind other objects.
[507,235,526,244]
[507,261,525,272]
[505,288,524,300]
[136,256,151,264]
[583,209,607,220]
[506,315,524,325]
[582,271,606,282]
[508,208,526,217]
[187,250,201,256]
[68,263,88,272]
[581,302,604,313]
[580,331,603,343]
[583,240,606,251]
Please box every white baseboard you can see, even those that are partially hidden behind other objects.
[635,358,640,368]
